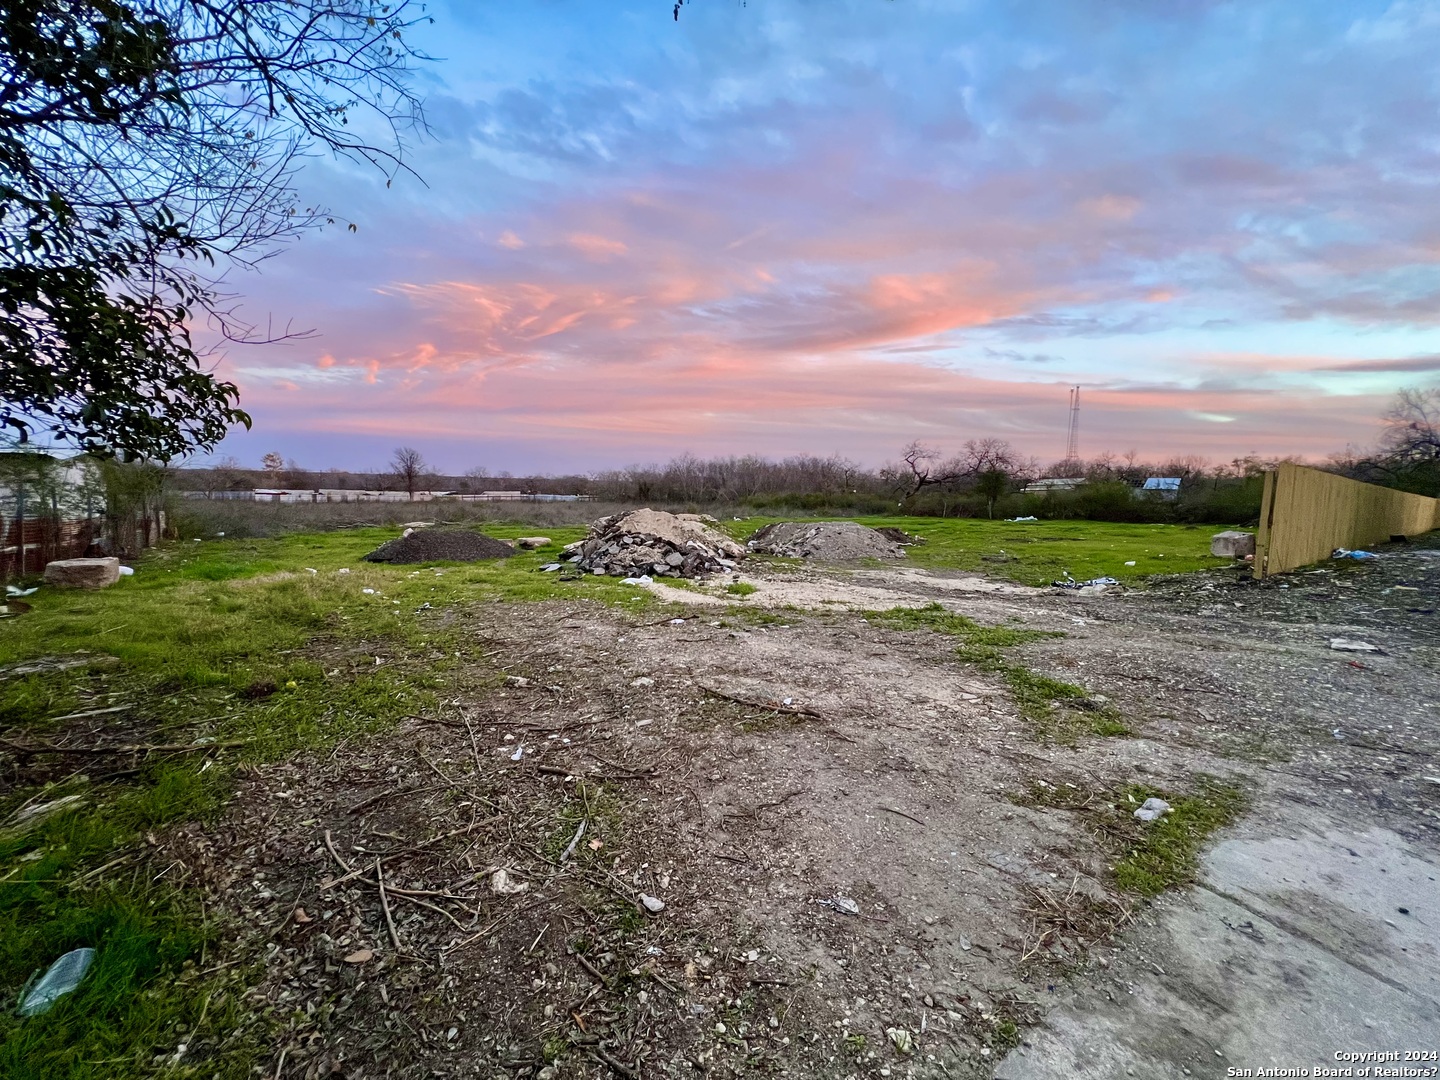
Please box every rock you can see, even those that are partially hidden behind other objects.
[505,675,532,687]
[639,893,665,913]
[1134,797,1171,822]
[342,949,374,964]
[43,557,120,589]
[516,536,553,549]
[1210,530,1256,558]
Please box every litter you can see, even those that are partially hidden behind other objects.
[1007,516,1039,522]
[540,563,563,572]
[828,895,860,916]
[1333,549,1378,560]
[361,588,376,595]
[509,745,525,761]
[1134,798,1171,822]
[1124,561,1136,566]
[1052,575,1120,590]
[887,1028,915,1055]
[619,575,653,585]
[5,585,39,597]
[17,947,95,1016]
[117,565,134,576]
[490,869,529,895]
[1329,638,1380,653]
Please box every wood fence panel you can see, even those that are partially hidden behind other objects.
[1254,463,1440,578]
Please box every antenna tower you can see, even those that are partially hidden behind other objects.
[1064,386,1081,462]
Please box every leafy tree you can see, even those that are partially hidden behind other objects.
[0,0,430,460]
[974,468,1009,518]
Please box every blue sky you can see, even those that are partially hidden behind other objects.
[207,0,1440,473]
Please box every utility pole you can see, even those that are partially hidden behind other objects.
[1064,386,1081,463]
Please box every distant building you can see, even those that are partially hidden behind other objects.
[1141,477,1182,500]
[1022,477,1087,493]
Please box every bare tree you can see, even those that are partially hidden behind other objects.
[391,446,427,501]
[895,439,1019,498]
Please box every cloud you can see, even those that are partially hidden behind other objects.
[1319,354,1440,373]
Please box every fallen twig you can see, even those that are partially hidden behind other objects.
[880,806,927,826]
[593,1046,638,1079]
[575,952,609,987]
[700,684,826,719]
[376,859,401,952]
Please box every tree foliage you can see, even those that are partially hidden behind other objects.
[0,0,429,459]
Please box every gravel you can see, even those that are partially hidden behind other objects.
[747,521,906,561]
[360,528,514,564]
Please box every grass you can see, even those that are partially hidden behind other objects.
[865,604,1129,740]
[1111,779,1248,895]
[1015,775,1248,896]
[725,516,1238,586]
[724,582,757,597]
[0,524,659,1078]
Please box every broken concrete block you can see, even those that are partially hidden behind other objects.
[43,557,120,589]
[1210,531,1256,558]
[515,536,553,549]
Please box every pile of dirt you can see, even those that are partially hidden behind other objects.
[563,508,745,577]
[360,528,514,564]
[748,520,907,561]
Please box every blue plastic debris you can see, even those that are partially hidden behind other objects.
[17,948,95,1016]
[1332,549,1378,560]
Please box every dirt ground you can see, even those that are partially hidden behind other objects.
[180,540,1439,1079]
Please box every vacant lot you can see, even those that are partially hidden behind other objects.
[1,519,1434,1079]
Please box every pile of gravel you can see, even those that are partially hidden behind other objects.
[563,508,746,578]
[747,521,907,561]
[361,528,514,564]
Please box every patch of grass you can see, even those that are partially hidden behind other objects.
[0,526,662,1077]
[1014,774,1247,896]
[866,605,1127,740]
[724,582,757,597]
[727,517,1237,587]
[1112,778,1248,895]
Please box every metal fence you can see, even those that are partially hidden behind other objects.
[1253,463,1440,578]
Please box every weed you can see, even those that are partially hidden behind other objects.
[724,582,757,597]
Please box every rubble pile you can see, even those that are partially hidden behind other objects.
[747,521,907,561]
[362,528,514,564]
[563,509,745,578]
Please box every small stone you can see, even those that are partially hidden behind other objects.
[640,894,666,913]
[342,949,374,964]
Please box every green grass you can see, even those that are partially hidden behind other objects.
[865,604,1128,740]
[1112,779,1248,895]
[0,524,658,1078]
[1014,775,1248,896]
[724,582,758,597]
[725,516,1238,586]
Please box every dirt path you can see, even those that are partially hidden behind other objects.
[199,544,1439,1079]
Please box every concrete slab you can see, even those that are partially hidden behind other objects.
[997,823,1439,1079]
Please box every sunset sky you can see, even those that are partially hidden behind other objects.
[208,0,1440,474]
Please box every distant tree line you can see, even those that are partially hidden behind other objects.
[159,387,1439,523]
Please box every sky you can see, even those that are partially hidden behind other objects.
[205,0,1440,475]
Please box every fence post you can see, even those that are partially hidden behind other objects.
[1253,469,1277,580]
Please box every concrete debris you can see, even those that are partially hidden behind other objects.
[747,521,907,561]
[43,557,120,589]
[1134,797,1171,822]
[563,508,745,578]
[1211,530,1257,558]
[1053,575,1120,590]
[515,536,552,549]
[639,893,666,913]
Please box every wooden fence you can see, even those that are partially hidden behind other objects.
[1254,463,1440,578]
